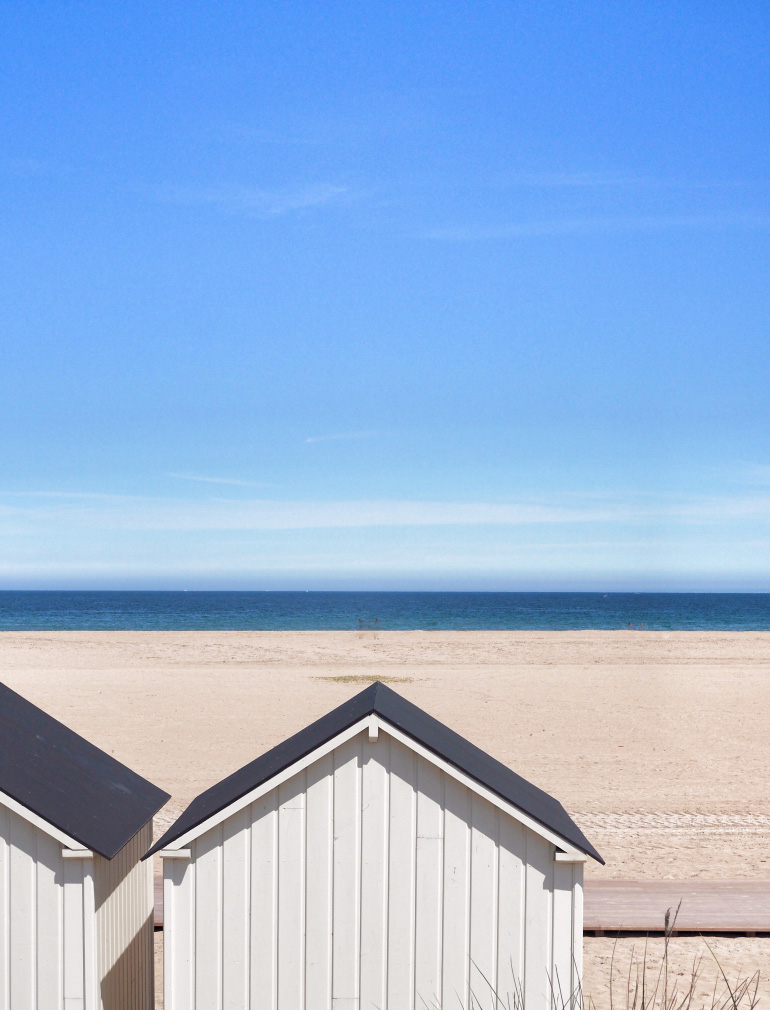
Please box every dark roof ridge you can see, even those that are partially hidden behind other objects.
[147,681,602,862]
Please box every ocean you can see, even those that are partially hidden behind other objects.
[0,591,768,631]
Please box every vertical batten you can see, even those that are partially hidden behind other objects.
[359,736,389,1010]
[441,777,470,1009]
[250,791,278,1010]
[413,759,444,1009]
[387,738,417,1010]
[332,735,362,1009]
[305,754,334,1010]
[278,773,306,1010]
[571,863,584,996]
[468,794,499,1010]
[165,855,195,1010]
[63,855,86,1008]
[36,833,63,1007]
[523,833,554,1010]
[195,825,224,1010]
[552,862,576,1007]
[0,804,9,1010]
[496,815,525,1000]
[222,809,250,1008]
[9,813,36,1010]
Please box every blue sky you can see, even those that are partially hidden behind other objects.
[1,1,769,589]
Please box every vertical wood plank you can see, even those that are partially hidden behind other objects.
[9,814,36,1010]
[63,854,85,1007]
[194,826,223,1010]
[305,755,333,1010]
[250,792,278,1010]
[386,737,416,1010]
[523,833,554,1010]
[572,864,584,1001]
[332,735,361,1009]
[442,778,470,1010]
[222,808,251,1009]
[552,862,575,1008]
[164,857,195,1010]
[359,736,389,1010]
[0,805,10,1010]
[278,773,306,1010]
[36,832,63,1008]
[82,861,98,1010]
[468,794,498,1010]
[414,757,444,1010]
[497,815,525,1000]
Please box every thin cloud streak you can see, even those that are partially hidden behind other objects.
[156,182,348,217]
[2,492,770,533]
[168,473,268,487]
[423,213,770,241]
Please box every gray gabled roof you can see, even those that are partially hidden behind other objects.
[147,682,602,862]
[0,683,170,859]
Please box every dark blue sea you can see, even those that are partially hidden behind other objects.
[0,591,768,631]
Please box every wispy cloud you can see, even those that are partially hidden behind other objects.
[2,491,770,533]
[423,213,770,242]
[305,431,379,444]
[168,473,268,488]
[155,181,348,217]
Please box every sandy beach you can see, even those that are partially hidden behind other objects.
[1,630,768,1004]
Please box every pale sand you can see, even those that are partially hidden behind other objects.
[1,630,768,1003]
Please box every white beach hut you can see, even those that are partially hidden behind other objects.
[0,683,169,1010]
[150,682,602,1010]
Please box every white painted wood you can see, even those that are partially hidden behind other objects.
[469,793,499,1010]
[524,832,555,1010]
[381,722,586,858]
[304,754,333,1010]
[497,813,525,998]
[249,791,278,1010]
[168,717,373,850]
[194,824,224,1010]
[442,777,471,1009]
[164,855,195,1010]
[162,725,586,1010]
[10,813,36,1010]
[359,737,389,1010]
[414,757,444,1009]
[222,808,250,1009]
[278,773,306,1010]
[387,735,416,1010]
[572,863,584,994]
[552,861,576,1007]
[555,852,587,863]
[367,714,379,741]
[159,849,191,859]
[62,850,94,860]
[63,854,86,1008]
[332,735,361,1009]
[0,803,9,1010]
[0,788,82,851]
[82,862,98,1010]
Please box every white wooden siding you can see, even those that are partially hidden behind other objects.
[93,823,154,1010]
[0,800,89,1010]
[164,728,584,1010]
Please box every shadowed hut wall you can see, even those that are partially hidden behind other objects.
[94,822,154,1010]
[163,728,584,1010]
[0,801,92,1010]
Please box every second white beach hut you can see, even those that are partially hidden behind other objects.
[149,682,602,1010]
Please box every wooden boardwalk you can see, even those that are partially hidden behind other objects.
[153,877,770,934]
[584,880,770,934]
